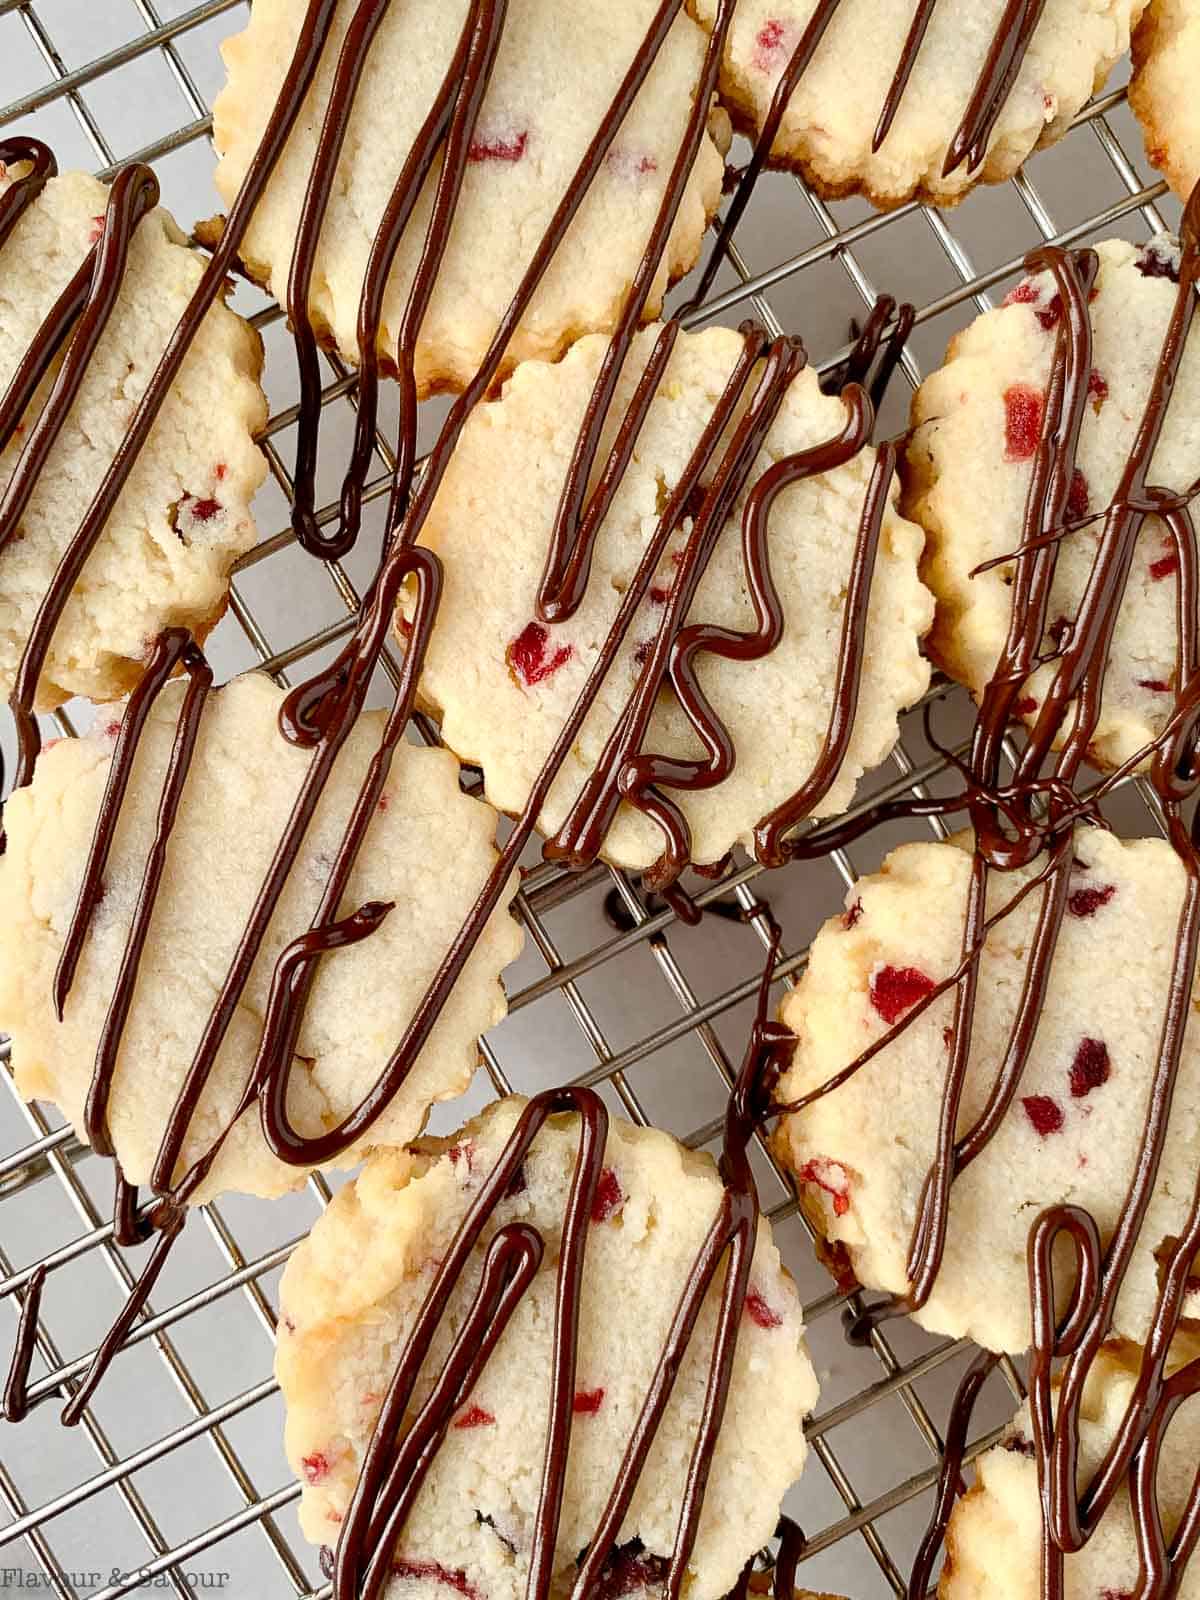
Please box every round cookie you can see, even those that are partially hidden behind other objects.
[398,324,933,876]
[1131,0,1200,203]
[904,233,1200,774]
[940,1341,1200,1598]
[773,829,1200,1356]
[0,672,523,1203]
[212,0,727,397]
[688,0,1145,209]
[277,1096,818,1600]
[0,163,267,711]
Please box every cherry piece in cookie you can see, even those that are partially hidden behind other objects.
[506,621,572,688]
[1002,1432,1036,1458]
[870,964,936,1025]
[1003,281,1067,333]
[1022,1094,1065,1137]
[594,1543,670,1600]
[1067,882,1116,918]
[590,1167,624,1224]
[1003,280,1040,307]
[301,1450,333,1484]
[1067,468,1090,522]
[447,1140,476,1174]
[752,19,790,72]
[744,1288,783,1330]
[184,494,222,523]
[1003,384,1044,462]
[1069,1038,1110,1098]
[1135,242,1180,282]
[796,1157,851,1217]
[392,1560,482,1600]
[467,128,529,164]
[454,1405,496,1430]
[606,149,658,180]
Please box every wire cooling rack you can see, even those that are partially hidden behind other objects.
[0,4,1188,1597]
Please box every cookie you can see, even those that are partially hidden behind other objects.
[773,829,1200,1355]
[1131,0,1200,203]
[0,672,522,1202]
[688,0,1145,209]
[277,1095,818,1600]
[904,233,1200,774]
[940,1340,1200,1598]
[397,324,933,877]
[211,0,727,397]
[0,160,266,711]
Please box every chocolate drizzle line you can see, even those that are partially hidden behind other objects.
[7,0,908,1432]
[824,296,917,414]
[0,136,56,246]
[4,15,1188,1600]
[724,1516,808,1600]
[1,0,344,789]
[779,188,1200,1598]
[2,1264,45,1423]
[904,1350,999,1600]
[690,0,1049,312]
[60,1203,184,1429]
[332,919,792,1600]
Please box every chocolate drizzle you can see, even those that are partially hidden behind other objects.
[2,1264,45,1423]
[2,8,1174,1597]
[905,1349,1000,1600]
[691,0,1049,312]
[332,918,792,1600]
[2,0,909,1437]
[0,0,345,787]
[781,187,1200,1597]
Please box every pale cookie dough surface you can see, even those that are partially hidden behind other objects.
[278,1096,818,1600]
[1131,0,1200,202]
[0,166,266,710]
[941,1341,1200,1598]
[0,673,523,1202]
[905,235,1200,773]
[212,0,727,397]
[774,829,1200,1356]
[688,0,1145,207]
[399,325,933,875]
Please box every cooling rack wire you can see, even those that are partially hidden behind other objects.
[0,4,1187,1597]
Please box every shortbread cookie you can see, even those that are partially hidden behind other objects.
[0,673,522,1202]
[212,0,727,397]
[0,164,266,710]
[689,0,1145,208]
[1131,0,1200,202]
[905,234,1200,773]
[398,325,933,875]
[278,1096,818,1600]
[774,829,1200,1355]
[941,1341,1200,1598]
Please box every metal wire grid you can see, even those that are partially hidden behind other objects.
[0,4,1186,1597]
